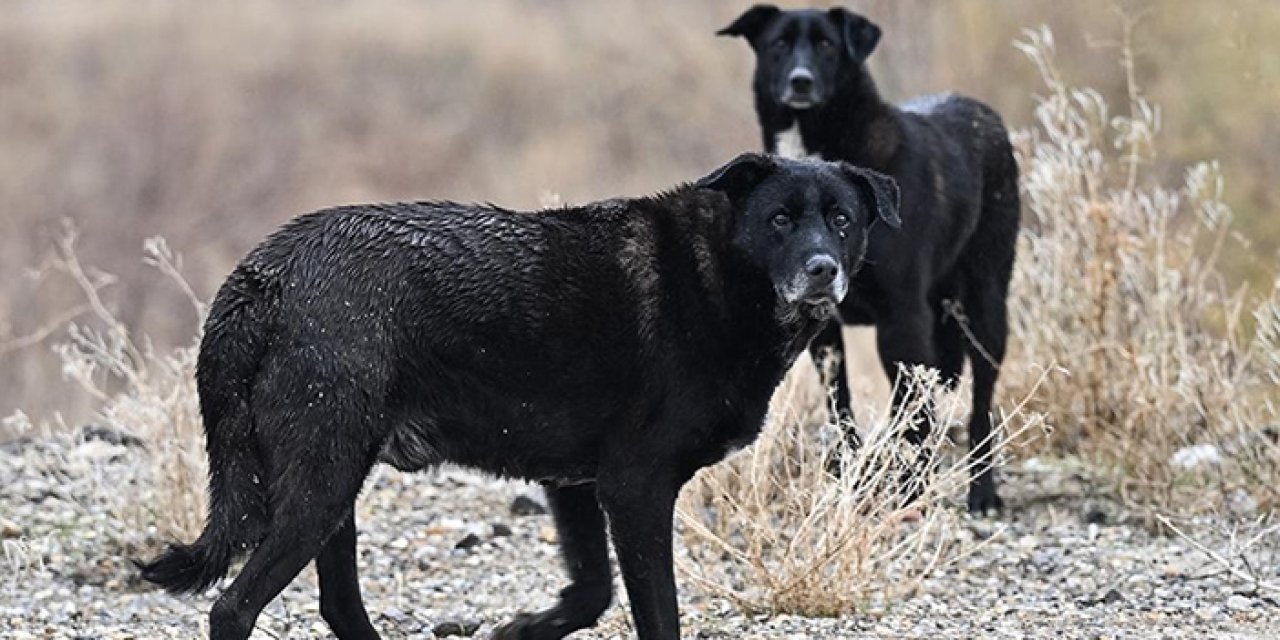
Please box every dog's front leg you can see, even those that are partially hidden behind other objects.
[597,466,682,640]
[492,483,612,639]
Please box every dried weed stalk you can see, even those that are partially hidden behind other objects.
[1005,27,1279,516]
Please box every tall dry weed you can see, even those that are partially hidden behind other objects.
[1004,26,1280,517]
[42,225,208,546]
[676,362,1047,615]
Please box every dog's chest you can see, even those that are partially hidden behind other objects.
[774,124,817,160]
[689,414,767,471]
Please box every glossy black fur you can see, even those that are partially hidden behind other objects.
[136,154,900,640]
[719,6,1021,512]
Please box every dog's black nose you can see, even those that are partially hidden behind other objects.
[805,255,839,283]
[789,69,814,94]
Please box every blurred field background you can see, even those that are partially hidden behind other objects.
[2,0,1279,428]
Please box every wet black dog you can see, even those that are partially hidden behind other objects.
[137,153,900,640]
[719,6,1021,512]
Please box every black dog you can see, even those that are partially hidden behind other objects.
[137,153,900,640]
[719,6,1020,512]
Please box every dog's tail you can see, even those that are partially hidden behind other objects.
[137,272,272,594]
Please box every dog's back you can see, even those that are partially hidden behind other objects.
[891,92,1019,276]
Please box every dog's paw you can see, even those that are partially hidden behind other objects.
[966,484,1004,515]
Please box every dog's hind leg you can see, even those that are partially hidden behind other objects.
[959,277,1009,514]
[492,483,612,639]
[959,173,1019,514]
[317,512,380,640]
[207,383,384,639]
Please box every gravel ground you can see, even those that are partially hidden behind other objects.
[1,435,1278,639]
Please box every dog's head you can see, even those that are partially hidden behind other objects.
[696,153,899,318]
[718,5,881,111]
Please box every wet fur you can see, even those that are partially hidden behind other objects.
[720,6,1021,512]
[136,154,897,640]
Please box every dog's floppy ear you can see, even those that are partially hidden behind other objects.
[828,8,881,62]
[717,4,780,42]
[696,153,776,202]
[840,163,900,229]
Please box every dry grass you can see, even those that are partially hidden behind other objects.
[1002,26,1280,518]
[5,9,1279,620]
[31,224,208,545]
[676,362,1048,615]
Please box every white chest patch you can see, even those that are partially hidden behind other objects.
[774,124,815,159]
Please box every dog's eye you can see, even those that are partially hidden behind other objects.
[770,213,792,229]
[817,39,835,52]
[831,212,851,228]
[771,39,788,51]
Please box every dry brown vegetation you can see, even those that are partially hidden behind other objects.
[676,362,1049,615]
[1002,26,1280,520]
[3,0,1280,620]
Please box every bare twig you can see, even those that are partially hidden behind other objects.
[0,303,91,356]
[1157,515,1280,595]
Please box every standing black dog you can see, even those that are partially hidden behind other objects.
[137,153,900,640]
[719,6,1020,513]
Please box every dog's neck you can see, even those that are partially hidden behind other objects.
[759,67,900,171]
[641,189,827,369]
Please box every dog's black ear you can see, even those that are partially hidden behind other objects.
[828,8,881,62]
[696,153,776,202]
[840,163,900,229]
[717,5,780,42]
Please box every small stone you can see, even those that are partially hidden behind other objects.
[1195,606,1221,621]
[491,523,513,537]
[1226,594,1253,611]
[510,495,547,516]
[454,533,483,550]
[0,518,22,539]
[1084,507,1108,525]
[1100,588,1124,604]
[538,525,559,544]
[433,619,480,637]
[77,424,146,448]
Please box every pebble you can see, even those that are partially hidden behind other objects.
[0,518,22,538]
[1226,594,1254,611]
[2,435,1279,638]
[510,494,548,516]
[453,533,483,550]
[433,619,481,637]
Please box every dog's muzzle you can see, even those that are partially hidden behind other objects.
[779,255,847,317]
[781,67,821,109]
